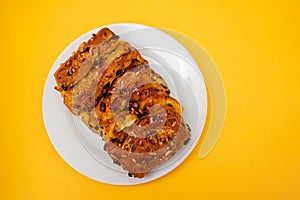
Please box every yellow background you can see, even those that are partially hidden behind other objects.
[1,0,299,199]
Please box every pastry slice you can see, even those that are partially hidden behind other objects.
[104,104,191,178]
[54,28,115,91]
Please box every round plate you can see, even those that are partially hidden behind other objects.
[42,23,207,185]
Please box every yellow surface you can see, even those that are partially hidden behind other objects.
[1,0,299,199]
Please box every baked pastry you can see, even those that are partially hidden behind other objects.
[54,27,191,178]
[54,28,115,92]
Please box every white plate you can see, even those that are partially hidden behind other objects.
[42,23,207,185]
